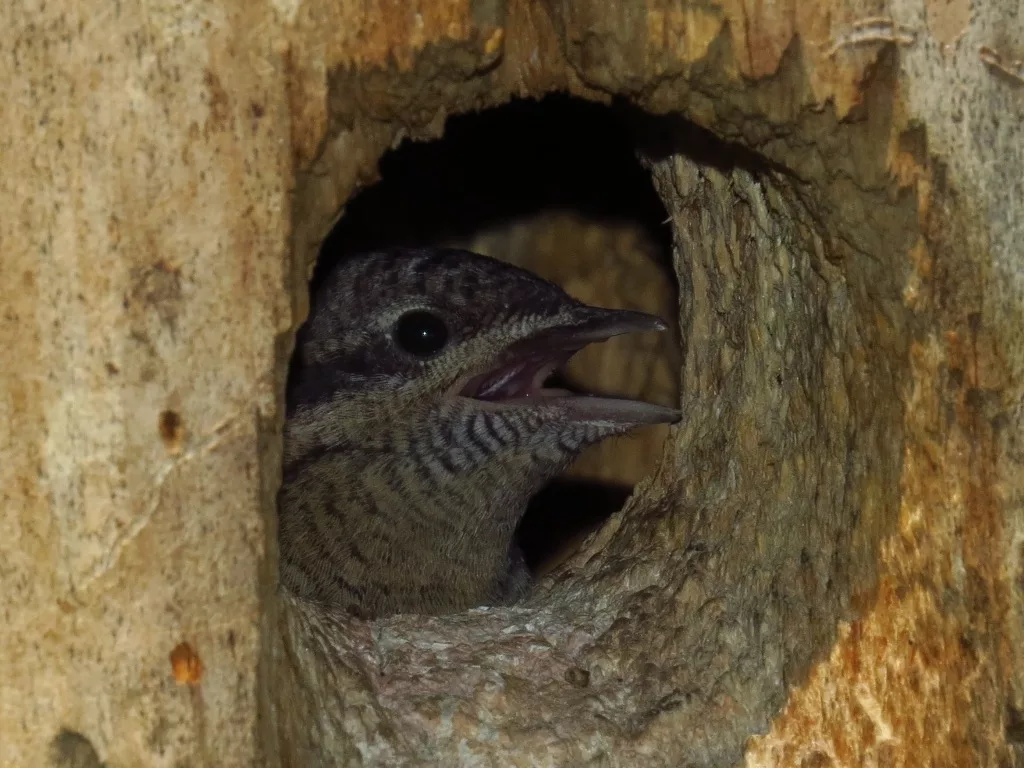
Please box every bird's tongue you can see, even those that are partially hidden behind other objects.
[461,350,577,401]
[458,307,682,426]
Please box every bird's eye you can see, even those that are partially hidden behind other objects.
[394,310,449,358]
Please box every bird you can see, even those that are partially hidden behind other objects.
[278,247,681,619]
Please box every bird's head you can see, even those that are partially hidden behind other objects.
[285,248,680,485]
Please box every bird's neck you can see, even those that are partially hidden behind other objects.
[278,415,561,617]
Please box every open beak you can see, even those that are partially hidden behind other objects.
[457,307,682,427]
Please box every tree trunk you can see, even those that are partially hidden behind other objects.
[4,0,1022,766]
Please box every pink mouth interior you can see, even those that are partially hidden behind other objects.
[450,312,681,426]
[460,349,579,401]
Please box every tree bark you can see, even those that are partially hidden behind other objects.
[4,0,1022,766]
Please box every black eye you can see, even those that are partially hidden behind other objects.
[394,310,449,358]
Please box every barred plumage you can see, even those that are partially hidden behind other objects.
[279,247,679,618]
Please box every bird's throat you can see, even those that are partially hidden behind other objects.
[278,431,557,618]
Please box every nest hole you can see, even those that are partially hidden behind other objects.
[308,95,681,575]
[272,30,921,768]
[278,52,918,763]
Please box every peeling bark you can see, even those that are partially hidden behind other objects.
[3,0,1022,766]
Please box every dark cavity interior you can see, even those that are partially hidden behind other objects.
[309,95,680,574]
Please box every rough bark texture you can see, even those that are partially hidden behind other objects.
[4,0,1023,767]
